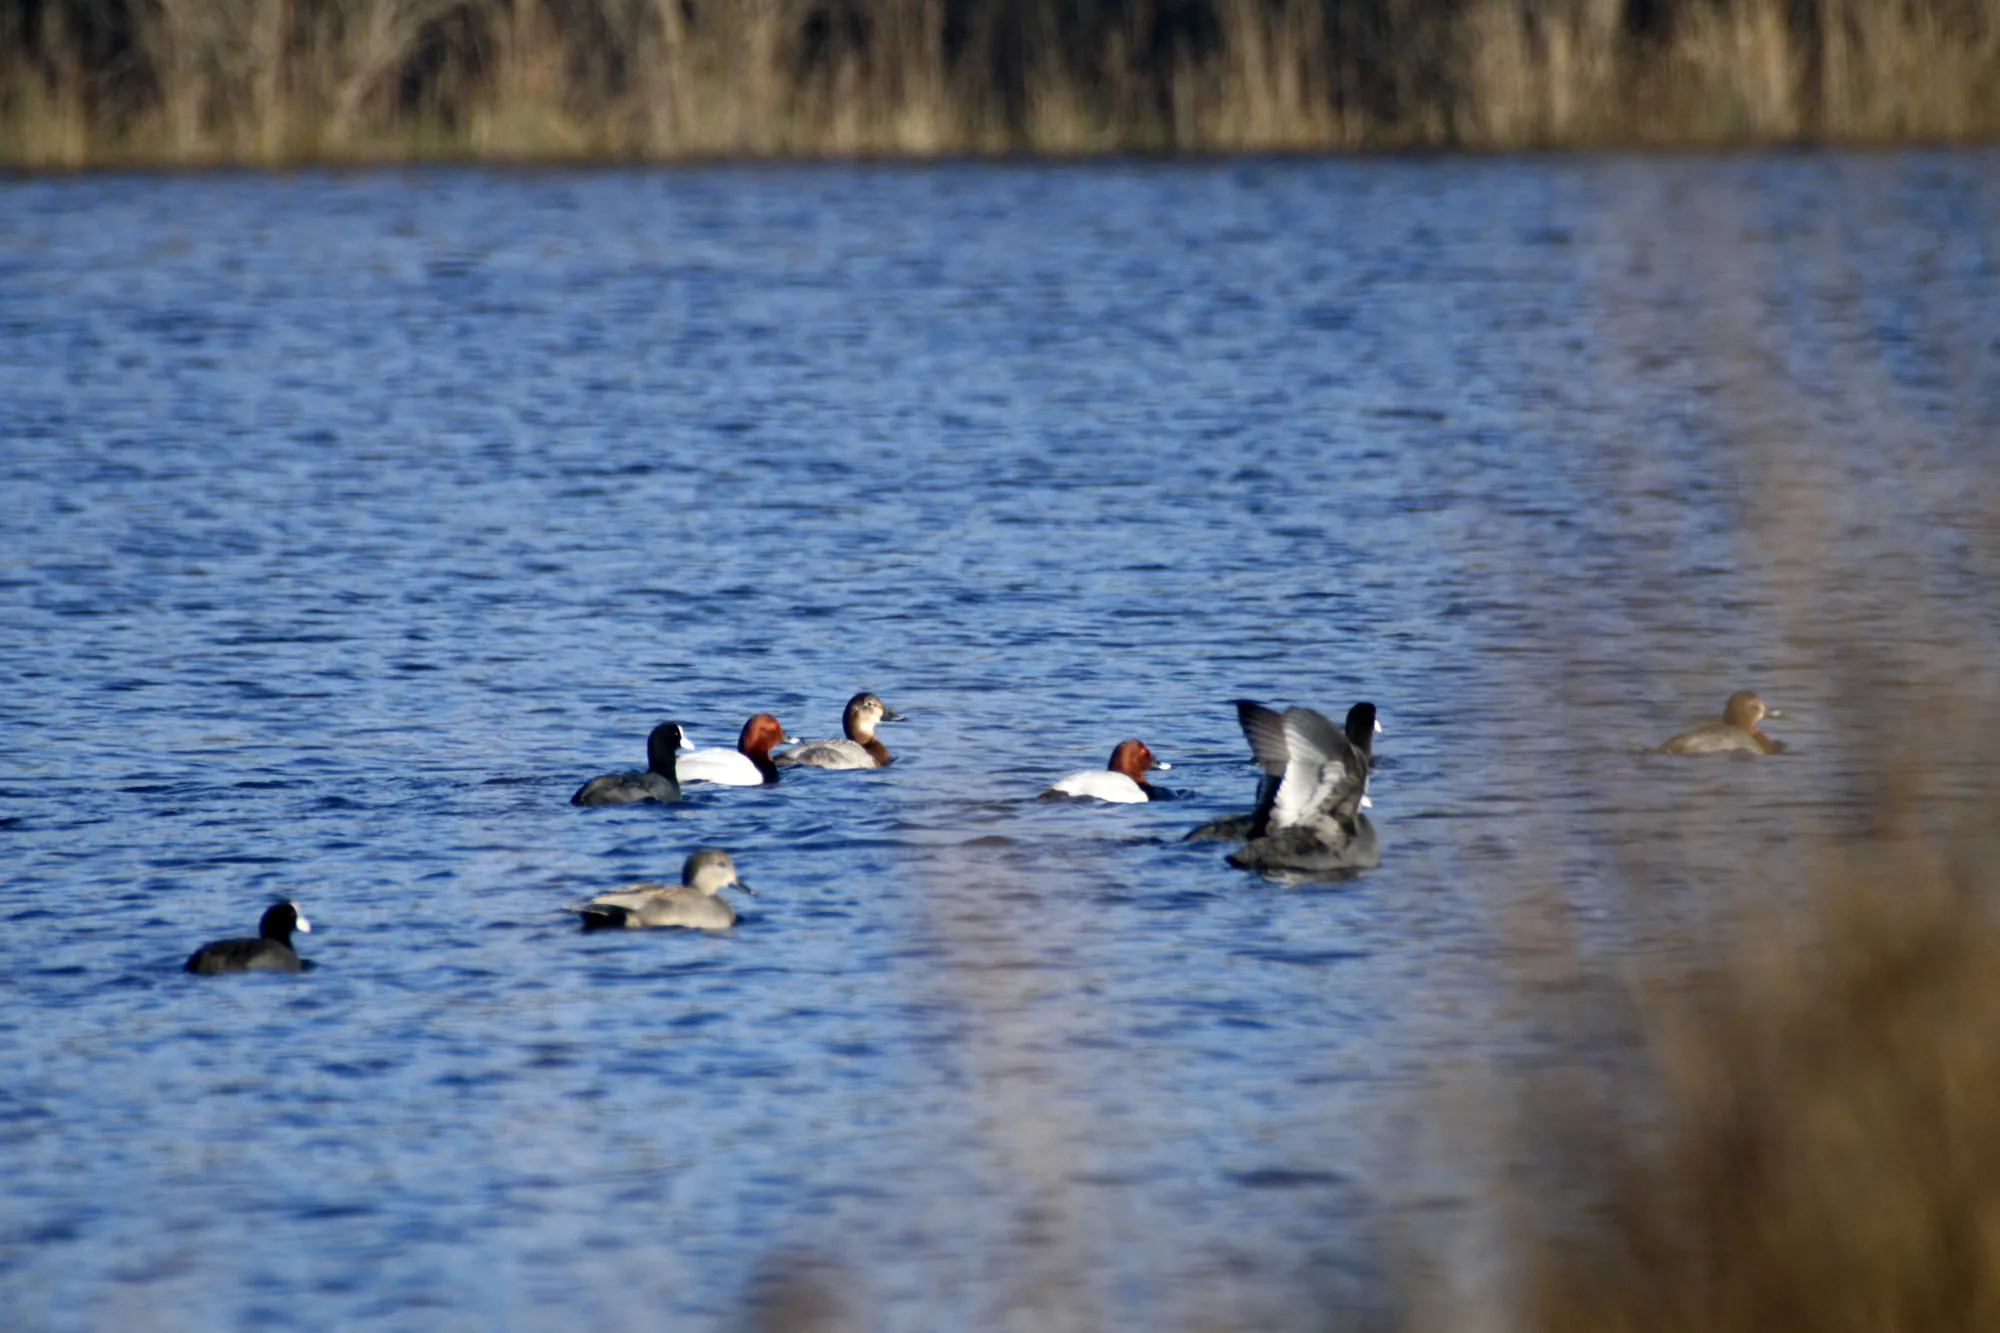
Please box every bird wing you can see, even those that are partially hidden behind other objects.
[1234,701,1292,776]
[578,881,674,911]
[1272,707,1366,829]
[1233,699,1369,831]
[1233,701,1293,837]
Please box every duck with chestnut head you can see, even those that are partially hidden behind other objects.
[676,714,799,786]
[1041,738,1170,804]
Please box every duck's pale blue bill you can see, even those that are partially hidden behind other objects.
[737,879,757,896]
[783,734,802,745]
[881,709,908,722]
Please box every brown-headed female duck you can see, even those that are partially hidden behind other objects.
[1041,739,1170,803]
[776,692,907,769]
[675,713,800,786]
[1659,691,1784,755]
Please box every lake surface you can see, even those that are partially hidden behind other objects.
[3,153,1996,1331]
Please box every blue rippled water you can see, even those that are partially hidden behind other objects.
[2,154,1996,1330]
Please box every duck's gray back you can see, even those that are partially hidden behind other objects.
[775,738,875,769]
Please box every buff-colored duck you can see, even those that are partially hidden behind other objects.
[1660,691,1783,755]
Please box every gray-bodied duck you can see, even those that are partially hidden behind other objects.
[567,849,752,931]
[776,693,907,769]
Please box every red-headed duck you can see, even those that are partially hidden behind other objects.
[776,693,907,769]
[571,721,692,805]
[1188,702,1379,842]
[1214,701,1379,872]
[676,714,799,786]
[567,849,751,931]
[1042,738,1169,803]
[185,901,313,975]
[1660,691,1783,755]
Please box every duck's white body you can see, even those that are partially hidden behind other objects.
[675,748,766,786]
[1041,739,1167,804]
[1047,770,1151,803]
[676,714,796,787]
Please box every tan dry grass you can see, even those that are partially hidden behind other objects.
[1459,0,2000,147]
[1477,827,2000,1333]
[1400,136,2000,1328]
[0,3,91,168]
[3,0,1999,166]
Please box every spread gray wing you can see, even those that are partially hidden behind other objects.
[1234,701,1292,776]
[1231,698,1370,832]
[1270,706,1366,830]
[1233,701,1292,836]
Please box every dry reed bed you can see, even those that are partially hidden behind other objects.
[4,0,2000,167]
[1410,801,2000,1333]
[1400,156,2000,1331]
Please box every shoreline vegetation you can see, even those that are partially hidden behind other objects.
[4,0,1999,169]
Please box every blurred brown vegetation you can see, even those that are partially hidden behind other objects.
[3,0,1998,166]
[1432,817,2000,1333]
[1393,146,2000,1323]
